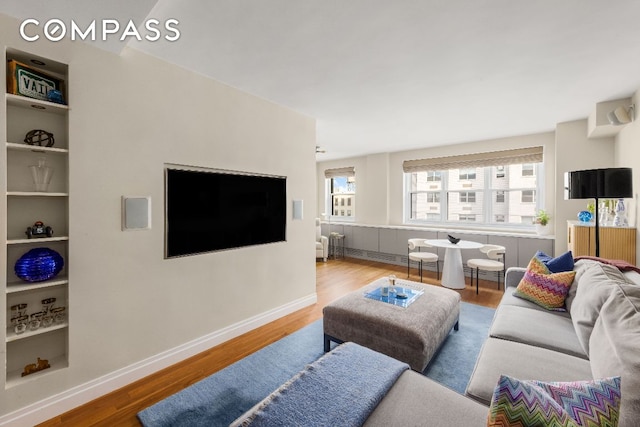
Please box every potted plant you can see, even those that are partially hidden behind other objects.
[533,209,551,235]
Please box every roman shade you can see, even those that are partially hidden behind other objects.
[325,167,355,178]
[402,147,543,173]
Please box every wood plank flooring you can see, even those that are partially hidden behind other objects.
[37,258,502,426]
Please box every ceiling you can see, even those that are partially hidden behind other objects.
[3,1,640,160]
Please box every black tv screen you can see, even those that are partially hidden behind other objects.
[165,166,287,258]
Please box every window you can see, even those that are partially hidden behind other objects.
[521,190,535,203]
[459,168,476,180]
[406,162,542,227]
[460,191,476,203]
[426,171,442,182]
[522,164,535,176]
[327,173,356,218]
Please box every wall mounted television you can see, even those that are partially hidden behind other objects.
[165,165,287,258]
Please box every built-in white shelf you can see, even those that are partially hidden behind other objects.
[7,191,69,197]
[7,236,69,245]
[5,49,71,389]
[6,276,69,294]
[6,142,68,154]
[5,355,68,389]
[5,93,69,114]
[6,323,68,343]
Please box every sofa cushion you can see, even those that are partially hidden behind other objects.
[565,259,609,312]
[498,287,571,318]
[466,338,592,405]
[489,305,586,358]
[570,262,630,356]
[363,371,488,427]
[535,250,575,273]
[589,284,640,427]
[513,257,576,311]
[487,375,621,427]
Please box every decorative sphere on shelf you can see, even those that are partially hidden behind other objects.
[14,247,64,282]
[24,129,55,147]
[577,210,593,223]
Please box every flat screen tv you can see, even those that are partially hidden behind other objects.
[165,166,287,258]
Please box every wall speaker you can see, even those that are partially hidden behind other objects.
[292,199,303,220]
[122,196,151,230]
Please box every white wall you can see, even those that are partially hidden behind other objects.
[614,88,640,260]
[317,125,636,258]
[317,132,555,229]
[553,119,616,255]
[0,13,316,419]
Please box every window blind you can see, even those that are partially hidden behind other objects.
[402,146,543,173]
[324,166,355,178]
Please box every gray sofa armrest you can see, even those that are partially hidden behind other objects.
[505,267,526,288]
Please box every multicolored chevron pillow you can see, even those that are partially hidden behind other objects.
[488,375,621,427]
[513,256,576,311]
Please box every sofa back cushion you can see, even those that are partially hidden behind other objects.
[570,262,630,355]
[589,283,640,427]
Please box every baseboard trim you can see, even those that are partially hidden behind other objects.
[0,292,318,427]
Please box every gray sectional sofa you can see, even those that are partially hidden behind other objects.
[232,258,640,426]
[466,259,640,427]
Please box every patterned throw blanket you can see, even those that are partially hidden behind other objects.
[237,342,409,427]
[574,256,640,274]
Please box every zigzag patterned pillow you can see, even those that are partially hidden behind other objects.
[488,375,621,427]
[513,256,575,311]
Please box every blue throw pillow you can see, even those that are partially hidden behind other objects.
[535,250,574,273]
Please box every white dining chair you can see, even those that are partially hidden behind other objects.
[407,238,439,282]
[467,244,506,294]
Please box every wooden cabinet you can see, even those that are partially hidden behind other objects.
[3,49,69,387]
[567,221,636,265]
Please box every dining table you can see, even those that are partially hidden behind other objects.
[424,239,484,289]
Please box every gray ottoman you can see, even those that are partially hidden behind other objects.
[323,277,460,371]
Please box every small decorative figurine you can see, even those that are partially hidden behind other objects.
[21,357,50,377]
[46,89,65,104]
[24,129,55,147]
[25,221,54,239]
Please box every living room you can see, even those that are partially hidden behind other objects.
[1,2,640,426]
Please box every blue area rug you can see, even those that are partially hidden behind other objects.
[138,302,494,427]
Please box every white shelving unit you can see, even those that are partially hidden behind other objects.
[3,49,70,387]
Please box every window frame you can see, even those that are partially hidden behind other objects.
[404,163,544,230]
[326,175,356,221]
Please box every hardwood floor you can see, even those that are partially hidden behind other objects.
[38,258,502,426]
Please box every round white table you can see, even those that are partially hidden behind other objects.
[424,239,483,289]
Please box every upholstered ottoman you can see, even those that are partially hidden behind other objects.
[323,277,460,371]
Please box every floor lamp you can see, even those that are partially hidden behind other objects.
[565,168,633,257]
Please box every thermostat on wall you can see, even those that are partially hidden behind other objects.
[122,196,151,231]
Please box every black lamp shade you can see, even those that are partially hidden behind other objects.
[565,168,632,200]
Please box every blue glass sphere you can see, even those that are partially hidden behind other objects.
[14,247,64,282]
[577,210,593,223]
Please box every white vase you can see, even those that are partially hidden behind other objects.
[613,199,628,227]
[535,223,550,235]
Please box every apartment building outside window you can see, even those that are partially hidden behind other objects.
[325,167,356,219]
[404,147,543,228]
[459,168,476,180]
